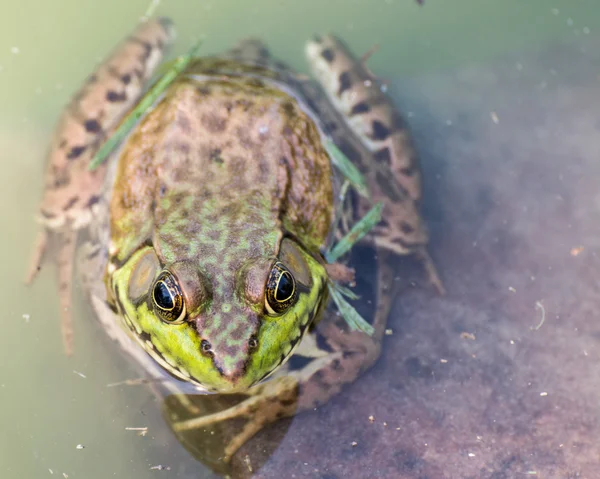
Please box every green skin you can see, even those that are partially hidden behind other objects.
[105,69,336,393]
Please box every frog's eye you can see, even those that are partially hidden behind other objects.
[152,271,187,323]
[265,262,297,315]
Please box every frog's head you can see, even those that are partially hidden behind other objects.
[109,237,329,392]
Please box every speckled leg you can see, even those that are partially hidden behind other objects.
[26,18,175,354]
[305,34,445,294]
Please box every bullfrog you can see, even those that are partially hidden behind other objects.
[26,18,443,461]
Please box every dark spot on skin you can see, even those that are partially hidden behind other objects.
[321,48,335,63]
[282,101,295,117]
[41,209,56,219]
[376,171,402,202]
[331,359,343,371]
[87,74,97,84]
[120,73,131,84]
[350,102,371,115]
[324,121,338,133]
[63,196,79,211]
[210,148,224,164]
[338,71,352,96]
[106,90,127,102]
[67,145,86,160]
[400,221,415,235]
[371,120,391,141]
[84,119,102,133]
[159,184,167,196]
[131,39,153,59]
[248,335,258,351]
[59,139,67,149]
[201,114,226,133]
[378,217,390,229]
[373,147,392,166]
[86,195,101,207]
[197,86,211,96]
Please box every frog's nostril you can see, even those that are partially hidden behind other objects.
[200,339,213,356]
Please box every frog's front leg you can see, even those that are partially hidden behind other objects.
[26,18,174,354]
[170,253,395,461]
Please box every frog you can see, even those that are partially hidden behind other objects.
[26,18,443,462]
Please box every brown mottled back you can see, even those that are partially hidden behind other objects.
[109,65,335,266]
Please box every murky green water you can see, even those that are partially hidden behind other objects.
[1,1,597,477]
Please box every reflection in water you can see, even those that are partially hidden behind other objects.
[163,392,292,475]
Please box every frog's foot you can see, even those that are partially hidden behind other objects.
[415,247,445,295]
[171,376,300,461]
[371,212,445,296]
[25,230,48,285]
[325,262,355,284]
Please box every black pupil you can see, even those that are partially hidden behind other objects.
[154,281,174,310]
[275,272,294,301]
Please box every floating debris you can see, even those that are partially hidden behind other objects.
[570,246,584,256]
[126,426,148,437]
[150,464,171,471]
[531,301,546,330]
